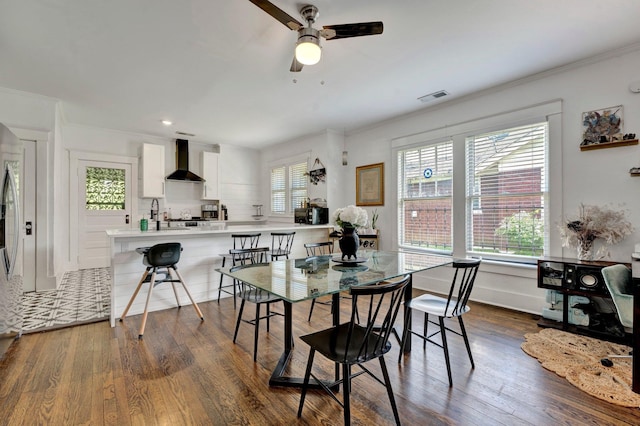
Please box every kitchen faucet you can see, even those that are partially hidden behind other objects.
[150,198,160,230]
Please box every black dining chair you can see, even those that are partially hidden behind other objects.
[398,258,481,387]
[304,241,335,321]
[297,274,410,426]
[218,233,262,308]
[120,242,204,339]
[231,247,285,362]
[268,231,296,261]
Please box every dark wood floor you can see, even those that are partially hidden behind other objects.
[0,290,638,425]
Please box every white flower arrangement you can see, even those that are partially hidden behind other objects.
[332,205,368,229]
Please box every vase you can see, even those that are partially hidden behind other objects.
[576,239,594,261]
[339,226,360,260]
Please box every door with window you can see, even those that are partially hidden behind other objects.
[77,160,133,269]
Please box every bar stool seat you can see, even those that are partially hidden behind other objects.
[120,242,204,339]
[218,233,261,308]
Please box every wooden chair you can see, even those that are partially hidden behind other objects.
[398,258,481,387]
[297,275,410,426]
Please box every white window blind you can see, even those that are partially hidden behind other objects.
[397,140,453,252]
[465,122,547,259]
[270,160,307,214]
[271,166,286,214]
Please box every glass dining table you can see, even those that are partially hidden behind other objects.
[217,249,453,388]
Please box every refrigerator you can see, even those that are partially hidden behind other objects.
[0,123,22,359]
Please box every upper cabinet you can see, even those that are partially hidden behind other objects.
[201,151,219,200]
[141,143,165,198]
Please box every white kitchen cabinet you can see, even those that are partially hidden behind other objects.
[141,143,165,198]
[201,151,219,200]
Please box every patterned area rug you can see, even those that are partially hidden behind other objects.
[21,268,111,333]
[522,328,640,407]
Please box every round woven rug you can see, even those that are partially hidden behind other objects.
[521,328,640,407]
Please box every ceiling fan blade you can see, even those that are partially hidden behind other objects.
[248,0,303,31]
[321,22,383,40]
[290,56,304,72]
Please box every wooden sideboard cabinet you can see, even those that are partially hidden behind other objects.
[537,256,631,344]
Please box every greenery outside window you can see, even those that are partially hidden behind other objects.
[465,122,548,260]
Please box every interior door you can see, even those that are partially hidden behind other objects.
[77,160,132,269]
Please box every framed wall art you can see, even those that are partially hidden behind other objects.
[356,162,384,206]
[581,105,623,147]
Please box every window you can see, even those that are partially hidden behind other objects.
[397,140,453,252]
[466,122,547,259]
[271,160,307,214]
[85,166,125,210]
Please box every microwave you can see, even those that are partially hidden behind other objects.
[294,207,329,225]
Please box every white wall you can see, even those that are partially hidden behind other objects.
[338,47,640,314]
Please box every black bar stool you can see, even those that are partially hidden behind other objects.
[120,242,204,339]
[218,233,261,307]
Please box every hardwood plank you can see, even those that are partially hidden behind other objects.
[1,294,639,425]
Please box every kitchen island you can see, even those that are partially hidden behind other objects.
[106,223,333,327]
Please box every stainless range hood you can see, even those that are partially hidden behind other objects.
[166,139,204,182]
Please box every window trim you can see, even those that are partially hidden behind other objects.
[391,100,563,263]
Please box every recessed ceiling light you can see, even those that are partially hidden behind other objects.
[161,120,173,126]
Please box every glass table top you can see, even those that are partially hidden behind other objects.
[217,250,453,303]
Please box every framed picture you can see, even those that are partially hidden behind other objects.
[356,162,384,206]
[581,105,623,146]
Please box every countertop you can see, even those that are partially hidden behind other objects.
[106,223,334,238]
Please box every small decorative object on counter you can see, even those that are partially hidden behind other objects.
[332,205,368,260]
[140,216,148,231]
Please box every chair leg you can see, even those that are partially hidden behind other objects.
[379,356,401,426]
[458,316,475,369]
[308,299,316,322]
[297,348,316,418]
[138,271,157,339]
[423,313,428,350]
[233,299,246,343]
[217,256,225,304]
[171,267,204,320]
[439,316,453,387]
[254,303,260,362]
[398,305,411,363]
[120,267,150,320]
[169,276,181,308]
[343,363,352,426]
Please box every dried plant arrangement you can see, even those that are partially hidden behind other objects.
[559,204,634,260]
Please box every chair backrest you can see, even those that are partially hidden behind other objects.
[231,233,261,250]
[304,241,334,256]
[229,247,270,266]
[601,264,634,329]
[343,275,411,363]
[145,242,182,267]
[442,258,481,317]
[271,232,296,253]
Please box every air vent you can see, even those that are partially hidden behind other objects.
[418,90,449,103]
[175,131,196,137]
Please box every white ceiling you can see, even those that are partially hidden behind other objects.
[2,1,640,148]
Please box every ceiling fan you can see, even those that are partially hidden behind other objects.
[249,0,383,72]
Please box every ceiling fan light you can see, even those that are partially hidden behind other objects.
[295,34,321,65]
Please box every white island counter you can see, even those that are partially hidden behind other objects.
[107,223,333,327]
